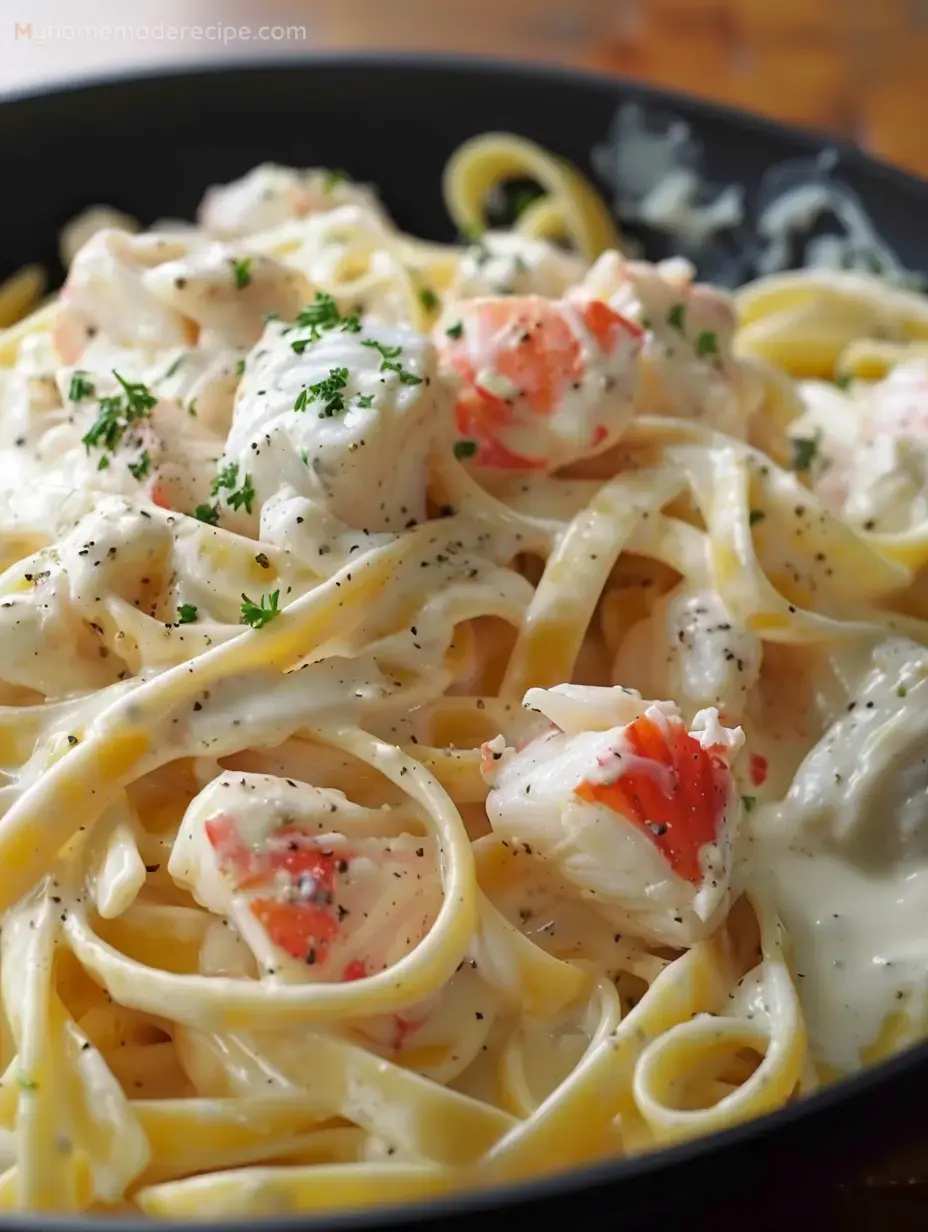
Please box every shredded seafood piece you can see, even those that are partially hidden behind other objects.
[483,685,743,946]
[436,295,643,471]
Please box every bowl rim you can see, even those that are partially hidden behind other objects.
[3,49,928,203]
[1,49,927,1229]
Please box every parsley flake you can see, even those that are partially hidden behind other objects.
[741,794,757,814]
[226,473,255,514]
[356,393,375,409]
[128,450,151,481]
[454,439,478,460]
[382,360,423,386]
[835,373,853,391]
[211,461,240,497]
[97,456,110,471]
[241,590,280,628]
[16,1074,38,1091]
[749,509,766,526]
[232,257,253,289]
[211,462,254,514]
[362,339,402,361]
[289,293,356,351]
[667,303,686,332]
[790,432,821,472]
[176,604,198,624]
[235,358,246,376]
[896,684,908,698]
[445,321,464,340]
[68,371,95,402]
[419,287,439,312]
[695,329,719,358]
[193,503,220,526]
[294,366,349,416]
[81,370,156,455]
[187,399,198,418]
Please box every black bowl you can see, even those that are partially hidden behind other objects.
[1,54,927,1232]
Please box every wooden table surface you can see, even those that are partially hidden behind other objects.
[4,0,928,178]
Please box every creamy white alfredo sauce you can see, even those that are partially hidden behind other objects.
[746,638,928,1069]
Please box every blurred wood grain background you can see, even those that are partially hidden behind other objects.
[4,0,928,177]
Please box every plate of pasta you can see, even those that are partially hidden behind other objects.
[1,55,928,1230]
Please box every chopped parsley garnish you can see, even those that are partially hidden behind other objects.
[419,287,439,312]
[226,473,255,513]
[235,358,246,376]
[741,794,757,814]
[16,1074,38,1091]
[294,366,349,416]
[835,373,853,391]
[382,360,423,386]
[127,450,151,481]
[323,168,349,192]
[187,399,198,418]
[896,684,908,698]
[362,339,421,385]
[356,393,375,409]
[193,503,220,526]
[176,604,198,624]
[362,339,402,361]
[241,589,280,628]
[290,293,359,351]
[749,509,766,526]
[667,302,686,332]
[211,461,240,497]
[264,310,280,323]
[232,257,253,289]
[81,370,156,455]
[695,329,719,358]
[211,462,255,513]
[97,456,110,471]
[445,320,464,340]
[300,448,309,466]
[68,371,95,402]
[790,432,821,472]
[453,439,478,460]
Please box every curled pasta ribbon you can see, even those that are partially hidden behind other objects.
[0,532,416,914]
[136,1162,452,1219]
[735,269,928,378]
[481,939,731,1183]
[689,444,916,642]
[0,892,149,1211]
[836,337,928,383]
[63,724,476,1029]
[135,1101,366,1187]
[0,266,46,330]
[174,1027,515,1166]
[498,977,622,1119]
[443,132,619,260]
[0,300,58,367]
[501,466,685,696]
[632,896,806,1144]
